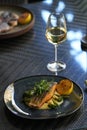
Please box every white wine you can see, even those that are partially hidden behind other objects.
[46,27,67,45]
[45,12,67,72]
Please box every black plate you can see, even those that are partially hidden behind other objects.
[0,5,35,39]
[4,75,84,119]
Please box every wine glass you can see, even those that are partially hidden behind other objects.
[45,12,67,73]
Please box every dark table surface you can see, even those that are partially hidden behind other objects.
[0,0,87,130]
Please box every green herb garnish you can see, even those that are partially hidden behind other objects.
[23,80,51,98]
[34,80,51,95]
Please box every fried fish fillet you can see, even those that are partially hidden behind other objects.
[26,83,57,108]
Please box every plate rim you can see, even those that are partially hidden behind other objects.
[4,75,84,119]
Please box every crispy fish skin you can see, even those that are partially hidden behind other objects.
[27,83,57,108]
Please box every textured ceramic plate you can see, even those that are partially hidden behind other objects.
[4,75,83,119]
[0,5,35,39]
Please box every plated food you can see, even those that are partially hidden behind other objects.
[18,12,31,25]
[4,75,83,119]
[23,79,73,109]
[0,11,19,33]
[0,11,32,33]
[0,5,35,39]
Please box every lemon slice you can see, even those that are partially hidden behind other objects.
[18,12,32,25]
[56,79,73,95]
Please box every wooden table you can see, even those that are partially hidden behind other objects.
[0,0,87,129]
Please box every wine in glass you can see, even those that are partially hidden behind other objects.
[45,12,67,73]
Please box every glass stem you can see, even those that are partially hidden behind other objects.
[55,45,58,76]
[55,45,58,62]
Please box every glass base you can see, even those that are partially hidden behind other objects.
[47,61,66,72]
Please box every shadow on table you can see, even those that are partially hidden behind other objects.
[4,106,83,130]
